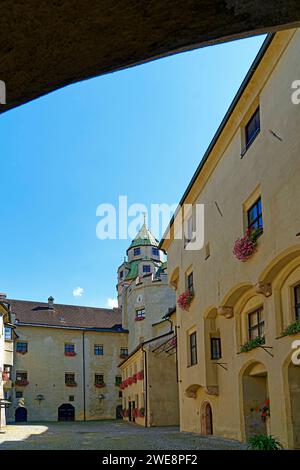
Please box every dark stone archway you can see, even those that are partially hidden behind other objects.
[1,1,300,114]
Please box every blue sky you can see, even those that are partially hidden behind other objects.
[0,34,266,307]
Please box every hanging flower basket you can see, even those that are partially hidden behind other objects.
[233,227,262,262]
[177,290,194,311]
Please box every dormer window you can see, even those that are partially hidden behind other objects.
[134,248,141,256]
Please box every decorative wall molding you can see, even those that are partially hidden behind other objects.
[217,306,234,319]
[255,282,272,297]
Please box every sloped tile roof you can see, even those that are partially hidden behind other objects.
[6,299,125,331]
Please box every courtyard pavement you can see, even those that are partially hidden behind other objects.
[0,420,246,450]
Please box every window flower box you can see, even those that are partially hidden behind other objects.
[119,353,128,359]
[64,351,76,357]
[132,374,137,383]
[94,382,105,388]
[66,382,77,387]
[282,320,300,337]
[177,290,194,311]
[233,227,262,262]
[135,316,145,321]
[136,370,144,380]
[240,336,265,353]
[15,380,29,387]
[128,377,134,386]
[16,350,27,355]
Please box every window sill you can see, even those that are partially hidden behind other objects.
[241,129,260,157]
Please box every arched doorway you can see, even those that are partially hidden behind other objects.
[242,362,269,439]
[201,402,213,435]
[58,403,75,422]
[116,405,123,419]
[15,407,27,422]
[288,361,300,449]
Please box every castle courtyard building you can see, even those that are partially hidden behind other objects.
[161,28,300,449]
[6,297,128,422]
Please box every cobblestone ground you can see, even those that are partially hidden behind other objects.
[0,420,246,450]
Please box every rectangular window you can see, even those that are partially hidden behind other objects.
[152,247,159,256]
[16,342,28,353]
[119,270,123,279]
[247,197,263,233]
[115,376,122,385]
[4,326,13,341]
[134,247,141,256]
[245,107,260,150]
[64,343,75,354]
[189,332,197,366]
[210,338,222,360]
[65,373,75,385]
[69,395,74,402]
[95,374,104,385]
[248,308,264,340]
[294,284,300,321]
[136,308,145,319]
[119,391,122,398]
[143,265,151,273]
[16,372,28,382]
[94,345,104,356]
[120,348,128,357]
[187,272,194,294]
[16,391,23,399]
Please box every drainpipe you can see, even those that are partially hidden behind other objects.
[82,331,86,421]
[141,345,148,428]
[175,325,179,383]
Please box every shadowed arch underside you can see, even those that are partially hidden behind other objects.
[1,1,300,113]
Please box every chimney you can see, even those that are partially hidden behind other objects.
[0,293,7,300]
[48,296,54,309]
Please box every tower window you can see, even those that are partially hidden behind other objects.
[94,345,104,356]
[134,248,141,256]
[152,248,159,256]
[143,265,151,273]
[136,309,145,319]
